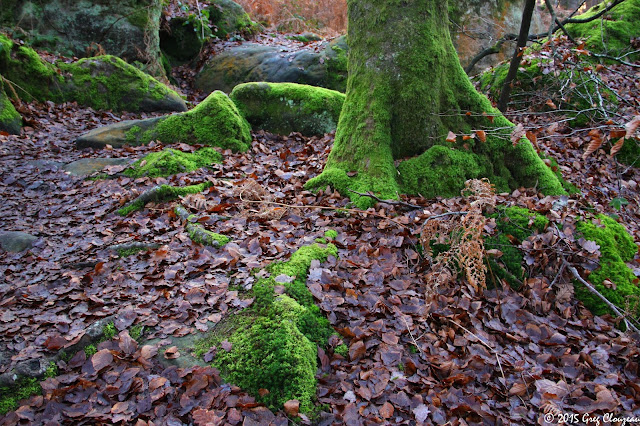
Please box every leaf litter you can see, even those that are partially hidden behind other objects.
[1,55,640,424]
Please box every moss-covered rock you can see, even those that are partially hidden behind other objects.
[0,35,186,112]
[208,0,260,39]
[0,77,20,134]
[230,82,345,136]
[198,242,338,413]
[0,0,165,78]
[76,91,251,151]
[58,55,186,112]
[124,147,222,178]
[575,215,640,318]
[565,0,640,61]
[160,17,205,63]
[194,37,348,94]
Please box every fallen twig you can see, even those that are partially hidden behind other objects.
[346,189,422,209]
[565,261,640,334]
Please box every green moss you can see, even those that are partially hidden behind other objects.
[575,215,640,317]
[325,38,348,92]
[142,91,251,151]
[117,246,148,258]
[256,243,338,309]
[324,229,338,240]
[187,226,230,247]
[230,82,345,136]
[477,57,618,126]
[129,324,143,341]
[334,343,348,357]
[58,55,180,112]
[116,182,212,216]
[197,242,338,413]
[304,1,565,209]
[84,344,97,357]
[565,0,640,60]
[214,311,317,412]
[103,322,117,340]
[125,125,142,144]
[0,79,21,133]
[617,138,640,167]
[485,206,549,288]
[0,377,42,415]
[124,147,222,178]
[0,34,63,102]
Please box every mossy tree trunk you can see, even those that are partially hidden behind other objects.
[306,0,565,208]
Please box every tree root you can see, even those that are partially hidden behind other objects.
[174,204,230,247]
[116,182,212,216]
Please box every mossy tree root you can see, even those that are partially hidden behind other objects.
[304,0,566,209]
[116,182,212,216]
[174,204,230,247]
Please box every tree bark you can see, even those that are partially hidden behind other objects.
[497,0,536,112]
[306,0,566,208]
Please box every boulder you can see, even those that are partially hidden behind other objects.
[0,231,38,252]
[230,82,345,136]
[160,0,258,64]
[208,0,259,39]
[0,78,21,134]
[195,36,348,94]
[0,0,165,78]
[77,91,251,152]
[76,117,165,149]
[62,158,131,177]
[0,35,186,113]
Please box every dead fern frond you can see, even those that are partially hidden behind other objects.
[421,179,495,297]
[235,179,288,220]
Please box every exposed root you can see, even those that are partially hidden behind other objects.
[174,204,230,247]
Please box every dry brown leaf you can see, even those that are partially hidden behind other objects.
[446,131,457,143]
[476,130,486,143]
[379,402,394,418]
[625,115,640,139]
[610,138,625,156]
[511,123,525,146]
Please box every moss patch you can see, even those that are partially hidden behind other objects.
[485,206,550,289]
[124,147,222,178]
[117,182,212,216]
[575,215,640,318]
[140,91,251,151]
[230,82,345,136]
[565,0,640,60]
[0,77,21,134]
[198,242,338,413]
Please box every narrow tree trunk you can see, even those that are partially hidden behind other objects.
[497,0,537,112]
[306,0,565,208]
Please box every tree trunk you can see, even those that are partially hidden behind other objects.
[305,0,566,208]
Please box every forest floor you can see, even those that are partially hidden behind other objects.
[1,37,640,425]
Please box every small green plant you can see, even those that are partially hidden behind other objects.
[0,377,41,415]
[334,344,348,357]
[103,322,117,340]
[84,344,97,357]
[610,197,629,211]
[44,361,57,378]
[129,324,143,341]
